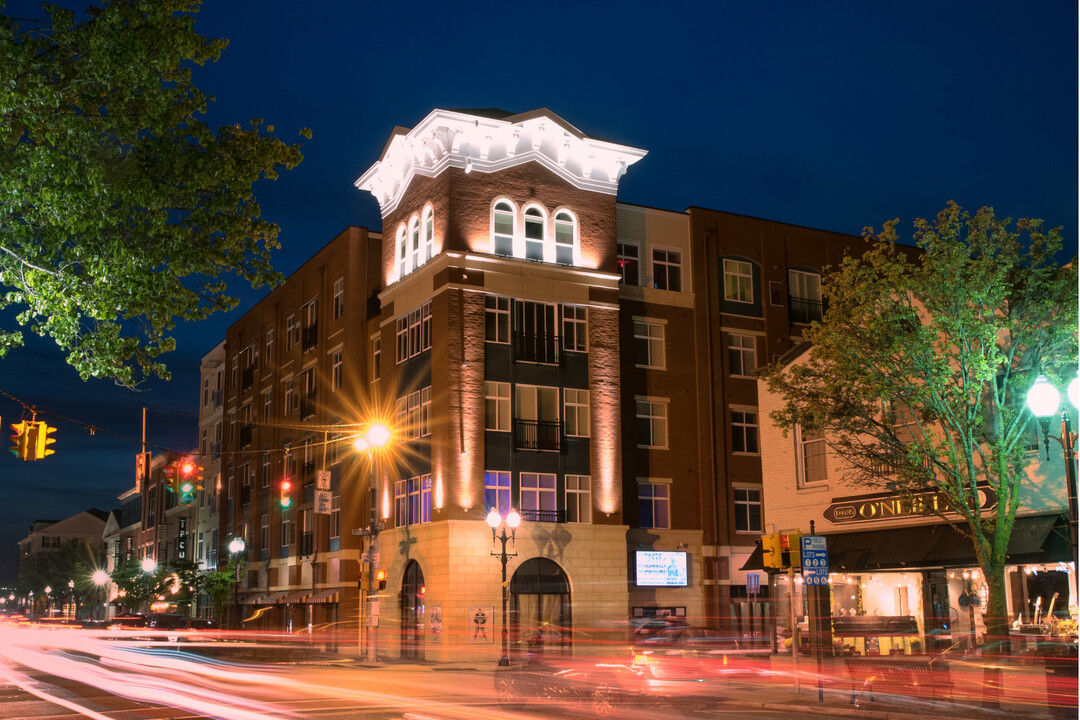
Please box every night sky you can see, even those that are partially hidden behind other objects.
[0,1,1076,582]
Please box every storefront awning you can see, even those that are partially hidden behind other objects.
[260,591,288,605]
[281,590,309,605]
[306,588,340,604]
[740,514,1068,572]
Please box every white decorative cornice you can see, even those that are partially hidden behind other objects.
[355,108,648,217]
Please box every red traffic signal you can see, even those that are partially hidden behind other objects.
[279,479,293,509]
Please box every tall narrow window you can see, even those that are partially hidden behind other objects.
[636,399,669,448]
[485,381,511,431]
[634,319,665,369]
[265,329,274,364]
[422,206,435,262]
[562,305,587,352]
[513,300,559,364]
[798,425,827,485]
[731,410,759,454]
[565,475,591,523]
[409,217,421,272]
[331,349,343,391]
[788,269,823,323]
[519,473,557,519]
[397,225,408,274]
[420,387,431,437]
[564,388,590,437]
[485,296,510,344]
[652,249,682,291]
[524,206,545,261]
[516,385,560,451]
[638,481,670,529]
[493,201,514,256]
[554,211,575,265]
[484,471,511,515]
[728,334,757,377]
[371,336,381,381]
[724,259,754,303]
[333,278,344,319]
[617,242,640,285]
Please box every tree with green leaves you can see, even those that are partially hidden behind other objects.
[16,538,104,619]
[202,558,241,624]
[0,0,307,386]
[764,202,1077,652]
[109,555,167,613]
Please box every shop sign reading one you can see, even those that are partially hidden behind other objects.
[823,485,998,524]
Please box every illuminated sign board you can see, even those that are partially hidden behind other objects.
[635,551,688,587]
[823,485,998,524]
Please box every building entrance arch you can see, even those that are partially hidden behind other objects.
[510,557,571,653]
[400,560,425,659]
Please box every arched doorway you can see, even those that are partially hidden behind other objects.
[510,557,571,654]
[400,560,426,659]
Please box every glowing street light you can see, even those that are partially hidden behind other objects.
[487,508,522,666]
[229,537,246,629]
[354,421,392,662]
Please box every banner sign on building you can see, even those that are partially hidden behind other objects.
[823,485,998,524]
[177,517,188,560]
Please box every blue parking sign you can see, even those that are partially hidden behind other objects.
[801,535,829,586]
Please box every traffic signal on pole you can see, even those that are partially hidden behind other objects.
[761,533,783,569]
[280,479,293,509]
[375,569,387,591]
[34,423,56,460]
[178,458,202,505]
[9,422,29,460]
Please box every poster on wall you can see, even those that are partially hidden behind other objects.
[467,606,494,643]
[430,606,442,643]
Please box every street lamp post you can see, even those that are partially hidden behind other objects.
[486,507,521,667]
[92,570,109,621]
[141,557,157,614]
[1026,373,1079,590]
[228,537,246,630]
[44,586,51,619]
[354,423,390,663]
[67,579,75,621]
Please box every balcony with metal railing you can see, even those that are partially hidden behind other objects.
[239,424,253,448]
[302,324,318,353]
[788,296,824,324]
[512,332,560,365]
[519,509,565,523]
[514,419,561,451]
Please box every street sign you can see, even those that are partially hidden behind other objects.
[801,535,829,585]
[746,572,760,595]
[316,470,331,491]
[361,550,380,564]
[315,489,332,514]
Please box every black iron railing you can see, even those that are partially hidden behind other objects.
[789,296,824,324]
[514,419,561,451]
[513,332,560,365]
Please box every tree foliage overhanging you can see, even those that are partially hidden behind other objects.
[0,0,307,386]
[764,201,1078,643]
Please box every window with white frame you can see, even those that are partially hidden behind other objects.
[329,494,341,541]
[728,334,756,377]
[423,206,434,262]
[262,451,271,487]
[330,349,342,391]
[731,410,759,454]
[516,385,560,424]
[283,378,295,415]
[263,388,273,422]
[519,472,557,517]
[407,391,420,439]
[333,277,344,319]
[638,481,670,529]
[397,225,407,274]
[409,216,421,272]
[395,475,433,526]
[617,242,640,285]
[484,471,511,515]
[564,388,590,437]
[421,387,431,437]
[492,201,514,256]
[652,249,682,291]
[260,513,269,556]
[554,211,575,265]
[565,475,591,523]
[513,300,559,365]
[485,296,510,343]
[788,269,823,323]
[524,206,545,261]
[396,302,432,362]
[485,381,511,431]
[734,486,763,532]
[636,398,669,448]
[286,314,299,350]
[634,318,666,369]
[562,305,587,352]
[798,425,827,485]
[371,336,381,382]
[723,258,753,303]
[265,328,274,364]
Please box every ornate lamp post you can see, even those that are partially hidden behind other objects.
[1026,373,1079,587]
[44,586,51,619]
[486,507,521,666]
[228,537,246,629]
[354,423,391,663]
[92,570,109,621]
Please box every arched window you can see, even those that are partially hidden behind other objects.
[510,557,571,653]
[396,225,407,277]
[409,217,421,273]
[422,206,434,262]
[554,211,576,265]
[492,201,514,257]
[524,206,545,261]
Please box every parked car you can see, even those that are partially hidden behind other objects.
[106,614,148,630]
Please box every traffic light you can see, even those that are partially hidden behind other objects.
[33,423,56,460]
[375,568,387,591]
[9,422,29,460]
[781,531,802,569]
[761,533,783,569]
[279,478,293,509]
[178,459,202,505]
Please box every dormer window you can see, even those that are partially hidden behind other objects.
[493,201,514,256]
[524,206,545,261]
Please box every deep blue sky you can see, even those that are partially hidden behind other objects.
[1,0,1076,581]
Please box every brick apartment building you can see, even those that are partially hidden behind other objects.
[211,108,867,661]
